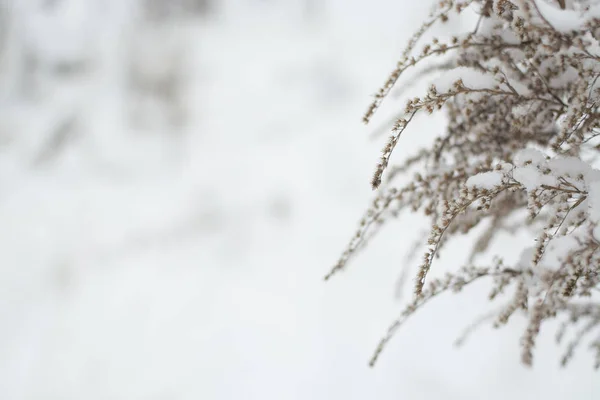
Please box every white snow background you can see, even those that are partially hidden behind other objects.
[0,0,599,399]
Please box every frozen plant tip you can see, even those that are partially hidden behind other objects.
[328,0,600,369]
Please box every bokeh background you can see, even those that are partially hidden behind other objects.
[0,0,598,398]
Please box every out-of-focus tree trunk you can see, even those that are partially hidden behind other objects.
[142,0,214,23]
[128,0,214,132]
[303,0,319,21]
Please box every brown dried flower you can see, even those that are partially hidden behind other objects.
[328,0,600,369]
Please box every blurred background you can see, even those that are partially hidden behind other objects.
[0,0,598,398]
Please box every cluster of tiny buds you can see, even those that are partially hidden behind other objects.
[332,0,600,369]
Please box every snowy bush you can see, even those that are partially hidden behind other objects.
[328,0,600,368]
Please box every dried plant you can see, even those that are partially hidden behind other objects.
[328,0,600,369]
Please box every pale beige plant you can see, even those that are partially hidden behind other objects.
[328,0,600,369]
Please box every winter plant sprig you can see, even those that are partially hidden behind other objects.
[328,0,600,369]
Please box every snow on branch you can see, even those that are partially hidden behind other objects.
[329,0,600,369]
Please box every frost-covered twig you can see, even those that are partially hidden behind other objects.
[329,0,600,369]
